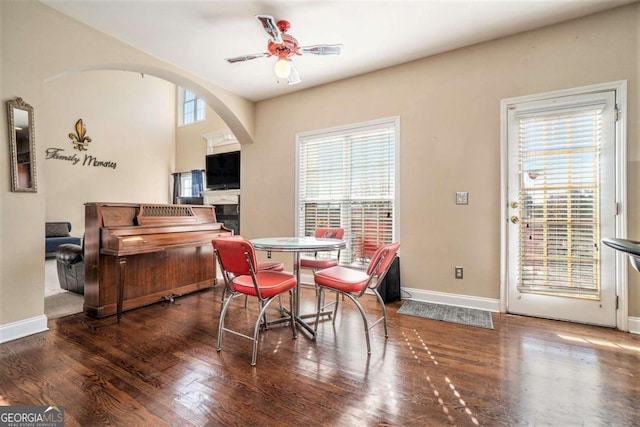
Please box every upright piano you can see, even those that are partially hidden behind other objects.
[84,202,232,320]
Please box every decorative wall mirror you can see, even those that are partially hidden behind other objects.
[7,97,36,192]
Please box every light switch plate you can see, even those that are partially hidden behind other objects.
[456,192,469,205]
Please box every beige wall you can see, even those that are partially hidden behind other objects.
[244,5,640,311]
[43,70,176,235]
[0,1,6,326]
[2,0,47,327]
[0,0,254,335]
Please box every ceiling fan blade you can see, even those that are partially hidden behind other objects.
[225,52,269,63]
[288,62,301,85]
[256,15,283,44]
[299,44,343,56]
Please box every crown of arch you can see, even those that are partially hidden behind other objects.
[44,63,255,145]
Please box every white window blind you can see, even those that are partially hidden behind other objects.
[297,118,398,265]
[517,107,602,296]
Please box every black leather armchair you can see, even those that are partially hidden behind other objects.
[56,243,84,294]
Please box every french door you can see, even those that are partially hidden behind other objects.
[505,89,618,327]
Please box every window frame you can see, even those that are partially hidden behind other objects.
[295,116,400,265]
[178,87,205,126]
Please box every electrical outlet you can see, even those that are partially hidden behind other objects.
[455,266,463,279]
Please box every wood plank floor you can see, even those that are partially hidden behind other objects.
[1,286,639,426]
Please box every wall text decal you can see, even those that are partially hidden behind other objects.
[44,148,117,169]
[44,119,117,169]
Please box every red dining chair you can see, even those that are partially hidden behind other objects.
[300,227,345,272]
[213,237,297,366]
[313,242,400,354]
[216,235,284,303]
[299,228,345,314]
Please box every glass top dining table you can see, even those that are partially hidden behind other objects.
[251,236,346,337]
[252,236,346,253]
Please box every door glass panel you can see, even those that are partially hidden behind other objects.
[517,109,602,299]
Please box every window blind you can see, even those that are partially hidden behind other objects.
[297,118,397,264]
[517,108,602,297]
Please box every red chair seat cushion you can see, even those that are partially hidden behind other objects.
[257,261,284,272]
[232,271,296,298]
[314,266,369,293]
[300,256,339,270]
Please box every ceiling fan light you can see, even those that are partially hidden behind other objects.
[274,59,292,78]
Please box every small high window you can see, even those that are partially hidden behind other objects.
[179,88,205,125]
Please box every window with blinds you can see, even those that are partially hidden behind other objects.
[517,107,602,298]
[297,118,398,265]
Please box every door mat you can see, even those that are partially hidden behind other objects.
[397,300,494,330]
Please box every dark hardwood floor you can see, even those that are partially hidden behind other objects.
[1,286,639,426]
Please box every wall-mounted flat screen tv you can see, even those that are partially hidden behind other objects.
[206,151,240,190]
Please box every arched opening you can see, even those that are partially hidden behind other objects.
[42,65,251,318]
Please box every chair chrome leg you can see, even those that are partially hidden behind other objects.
[317,289,339,318]
[314,287,324,335]
[373,289,389,338]
[217,292,237,352]
[344,293,371,354]
[289,290,297,339]
[258,300,269,330]
[251,296,275,366]
[332,292,340,325]
[278,294,284,314]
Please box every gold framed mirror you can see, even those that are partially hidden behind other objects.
[7,97,36,192]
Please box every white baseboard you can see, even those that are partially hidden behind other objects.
[301,272,501,312]
[628,317,640,334]
[400,287,501,312]
[0,315,48,344]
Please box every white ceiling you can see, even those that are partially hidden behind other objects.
[42,0,634,102]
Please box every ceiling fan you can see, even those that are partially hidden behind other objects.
[225,15,343,85]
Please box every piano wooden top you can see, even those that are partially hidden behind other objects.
[86,202,219,227]
[85,202,232,256]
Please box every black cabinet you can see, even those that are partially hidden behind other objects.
[177,197,203,205]
[378,257,401,303]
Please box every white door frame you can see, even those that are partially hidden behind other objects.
[500,80,628,330]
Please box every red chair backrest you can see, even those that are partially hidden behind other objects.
[315,228,344,239]
[212,238,257,277]
[366,242,400,277]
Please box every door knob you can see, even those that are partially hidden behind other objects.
[511,216,520,224]
[511,201,519,209]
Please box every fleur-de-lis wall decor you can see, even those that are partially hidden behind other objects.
[69,119,92,151]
